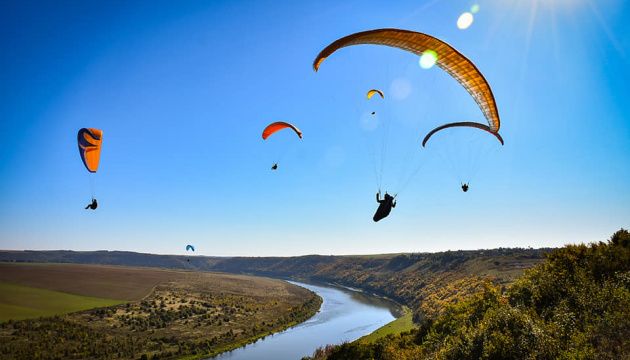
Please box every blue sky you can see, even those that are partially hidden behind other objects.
[1,0,628,256]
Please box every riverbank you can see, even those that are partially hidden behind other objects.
[0,264,322,360]
[357,306,414,344]
[187,292,322,360]
[209,282,398,360]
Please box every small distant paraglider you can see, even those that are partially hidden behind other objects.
[78,128,102,210]
[366,89,384,99]
[367,89,384,116]
[262,121,302,170]
[186,244,194,262]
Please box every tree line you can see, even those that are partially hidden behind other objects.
[303,229,630,359]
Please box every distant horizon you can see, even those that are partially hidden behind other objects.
[0,243,561,258]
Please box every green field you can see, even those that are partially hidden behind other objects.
[358,307,415,343]
[0,265,322,359]
[0,282,126,322]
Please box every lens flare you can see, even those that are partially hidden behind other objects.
[419,50,437,69]
[457,12,474,30]
[390,77,413,99]
[471,4,480,14]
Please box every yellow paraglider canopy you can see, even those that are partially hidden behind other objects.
[367,89,384,99]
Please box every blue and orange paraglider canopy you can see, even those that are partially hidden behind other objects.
[78,128,103,173]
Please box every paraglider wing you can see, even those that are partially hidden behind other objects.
[186,245,195,251]
[77,128,103,173]
[262,122,303,140]
[313,28,500,133]
[422,122,504,147]
[367,89,384,99]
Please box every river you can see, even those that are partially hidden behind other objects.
[208,281,399,360]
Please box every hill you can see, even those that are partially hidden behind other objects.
[0,247,550,323]
[0,264,321,359]
[307,229,630,360]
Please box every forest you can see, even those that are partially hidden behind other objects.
[303,229,630,360]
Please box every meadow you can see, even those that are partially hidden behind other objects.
[358,307,414,344]
[0,263,322,359]
[0,283,125,322]
[0,263,185,300]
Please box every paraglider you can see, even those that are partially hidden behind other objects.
[367,89,384,99]
[423,123,502,192]
[262,122,302,140]
[373,190,396,222]
[313,28,501,135]
[78,128,103,172]
[186,244,194,262]
[367,89,383,117]
[262,122,302,170]
[422,122,504,147]
[78,128,102,209]
[85,198,98,210]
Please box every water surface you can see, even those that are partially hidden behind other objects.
[210,281,398,360]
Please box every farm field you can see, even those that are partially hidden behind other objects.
[0,263,321,359]
[0,263,186,300]
[0,283,125,322]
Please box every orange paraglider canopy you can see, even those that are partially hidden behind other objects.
[78,128,103,173]
[314,28,500,133]
[262,122,303,140]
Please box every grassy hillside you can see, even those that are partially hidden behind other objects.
[305,229,630,360]
[0,250,223,270]
[0,263,185,300]
[0,247,551,324]
[0,265,321,360]
[211,248,549,322]
[0,283,125,322]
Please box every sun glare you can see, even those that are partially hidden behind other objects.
[457,12,474,29]
[419,50,437,69]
